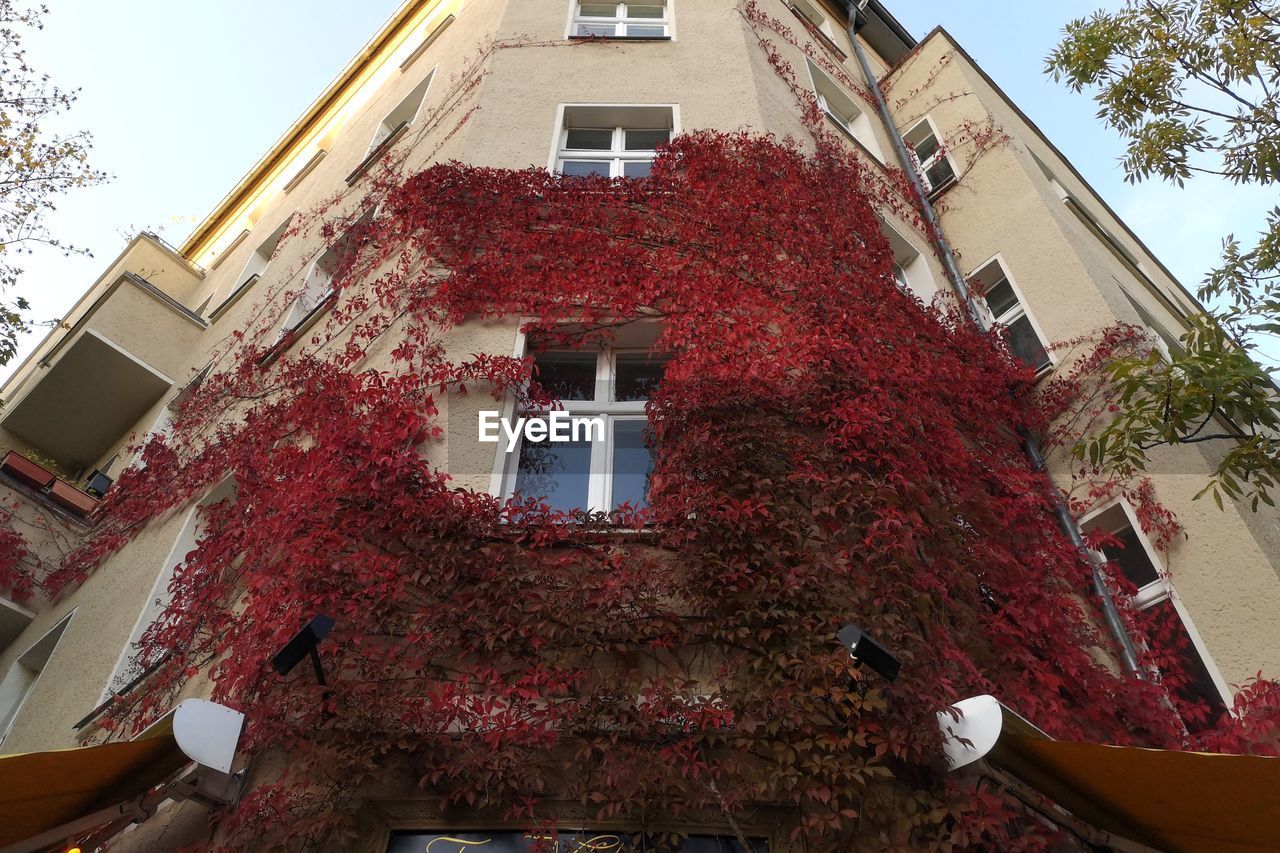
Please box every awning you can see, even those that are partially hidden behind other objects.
[0,699,244,853]
[939,695,1280,852]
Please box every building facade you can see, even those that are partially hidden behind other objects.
[2,1,1279,850]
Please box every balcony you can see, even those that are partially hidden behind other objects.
[2,328,177,474]
[0,234,206,476]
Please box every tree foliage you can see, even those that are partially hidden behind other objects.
[1047,0,1280,508]
[0,1,105,364]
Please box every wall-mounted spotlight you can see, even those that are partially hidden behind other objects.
[271,614,335,685]
[838,623,901,682]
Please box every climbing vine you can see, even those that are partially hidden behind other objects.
[8,6,1280,853]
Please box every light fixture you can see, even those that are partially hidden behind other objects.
[838,623,901,682]
[271,614,335,685]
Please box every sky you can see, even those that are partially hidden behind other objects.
[6,1,1274,377]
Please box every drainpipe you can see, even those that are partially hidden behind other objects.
[845,4,1141,675]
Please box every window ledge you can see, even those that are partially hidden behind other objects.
[926,173,959,201]
[788,7,848,60]
[824,113,880,163]
[208,273,260,323]
[257,292,339,367]
[568,34,672,42]
[346,121,408,185]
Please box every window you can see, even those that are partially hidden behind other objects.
[98,481,236,702]
[806,60,881,159]
[134,363,212,469]
[880,219,937,302]
[790,0,837,42]
[555,105,675,178]
[969,257,1052,374]
[502,343,664,514]
[904,118,957,195]
[1081,502,1230,731]
[369,70,434,153]
[0,611,73,746]
[571,2,670,38]
[280,210,375,335]
[230,216,292,302]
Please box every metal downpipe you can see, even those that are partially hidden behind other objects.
[845,6,1141,675]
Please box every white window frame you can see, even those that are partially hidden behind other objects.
[223,214,294,311]
[969,255,1055,375]
[1079,499,1233,710]
[904,115,958,195]
[805,60,883,161]
[281,254,338,334]
[0,610,75,747]
[568,1,672,39]
[549,103,680,179]
[495,337,660,514]
[879,219,937,302]
[790,0,837,42]
[367,68,436,155]
[97,481,236,704]
[279,208,377,337]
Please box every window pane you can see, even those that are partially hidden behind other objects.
[926,157,956,189]
[1145,599,1228,732]
[983,278,1019,318]
[514,433,591,514]
[893,264,909,290]
[579,3,617,16]
[533,351,599,401]
[1006,315,1051,372]
[1100,526,1161,589]
[622,160,653,178]
[560,160,611,178]
[913,133,940,163]
[611,420,653,511]
[566,128,614,150]
[624,128,670,150]
[625,4,666,18]
[575,22,617,36]
[623,24,667,37]
[614,352,665,400]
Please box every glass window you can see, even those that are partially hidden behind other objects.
[972,261,1053,375]
[566,128,614,150]
[1146,598,1228,730]
[624,128,669,150]
[904,119,957,195]
[514,433,592,513]
[610,419,653,510]
[983,279,1020,318]
[533,351,598,400]
[572,1,670,38]
[557,123,671,179]
[506,345,663,515]
[1099,525,1161,589]
[1083,504,1230,734]
[614,352,666,401]
[560,160,609,177]
[1005,316,1052,373]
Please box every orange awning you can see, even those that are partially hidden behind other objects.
[940,695,1280,852]
[999,733,1280,852]
[0,715,186,847]
[0,699,244,852]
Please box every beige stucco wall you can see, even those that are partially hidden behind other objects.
[885,29,1280,689]
[2,9,1280,851]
